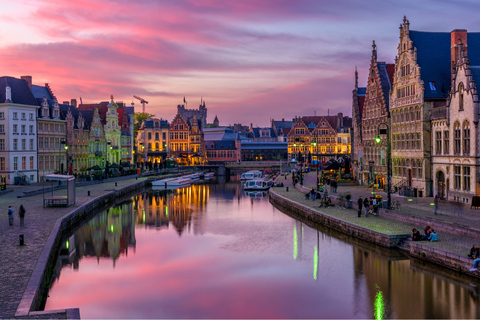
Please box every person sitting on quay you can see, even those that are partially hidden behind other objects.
[412,228,423,241]
[468,245,480,259]
[310,188,316,200]
[428,229,438,242]
[423,225,432,240]
[470,257,480,272]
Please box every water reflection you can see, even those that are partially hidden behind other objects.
[45,180,480,319]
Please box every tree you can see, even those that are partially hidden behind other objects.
[134,112,155,137]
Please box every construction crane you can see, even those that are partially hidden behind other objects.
[133,95,149,113]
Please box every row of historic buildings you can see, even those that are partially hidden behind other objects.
[0,75,134,184]
[352,16,480,202]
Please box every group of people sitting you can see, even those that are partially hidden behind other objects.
[412,225,438,241]
[304,188,334,207]
[469,245,480,272]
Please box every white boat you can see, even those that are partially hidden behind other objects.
[152,177,177,186]
[201,172,215,180]
[243,179,270,191]
[241,170,263,180]
[187,173,201,181]
[168,177,192,186]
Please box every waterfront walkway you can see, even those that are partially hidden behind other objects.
[280,171,480,261]
[0,176,149,319]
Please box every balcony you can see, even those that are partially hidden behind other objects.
[431,106,447,120]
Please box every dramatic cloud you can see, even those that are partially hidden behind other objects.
[1,0,479,125]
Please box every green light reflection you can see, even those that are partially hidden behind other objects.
[313,245,318,280]
[293,225,298,260]
[374,284,385,320]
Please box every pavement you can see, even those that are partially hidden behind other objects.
[286,171,480,255]
[0,176,150,319]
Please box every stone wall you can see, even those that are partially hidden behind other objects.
[15,180,148,318]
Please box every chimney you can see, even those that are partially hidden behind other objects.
[337,112,343,128]
[250,123,253,130]
[71,99,77,107]
[5,86,11,103]
[21,76,32,90]
[63,101,70,106]
[451,29,468,77]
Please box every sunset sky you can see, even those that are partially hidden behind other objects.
[1,0,478,126]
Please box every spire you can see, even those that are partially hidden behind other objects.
[372,40,377,62]
[355,66,358,90]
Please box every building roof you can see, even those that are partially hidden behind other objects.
[250,127,277,139]
[204,140,237,150]
[240,141,287,150]
[409,31,451,99]
[0,76,39,106]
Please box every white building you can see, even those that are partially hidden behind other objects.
[0,76,39,184]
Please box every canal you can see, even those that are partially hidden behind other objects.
[44,178,480,319]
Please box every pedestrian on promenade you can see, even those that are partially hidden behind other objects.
[363,197,370,217]
[7,205,14,226]
[357,196,363,217]
[470,258,480,272]
[434,194,439,215]
[18,205,25,227]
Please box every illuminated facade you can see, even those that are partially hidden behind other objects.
[136,118,169,167]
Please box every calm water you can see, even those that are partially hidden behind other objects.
[45,178,480,319]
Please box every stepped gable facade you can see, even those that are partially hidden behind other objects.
[390,17,451,197]
[360,41,394,188]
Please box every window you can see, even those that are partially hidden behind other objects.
[0,139,4,151]
[155,132,159,140]
[22,156,26,170]
[155,142,159,150]
[29,113,33,120]
[454,165,461,190]
[435,131,441,155]
[463,121,470,155]
[39,156,43,170]
[29,125,34,134]
[454,122,461,154]
[13,124,17,133]
[444,131,449,154]
[0,157,4,170]
[13,112,17,119]
[13,139,17,151]
[21,139,25,150]
[21,125,25,134]
[0,125,4,133]
[39,137,43,149]
[463,166,470,191]
[13,157,17,170]
[163,132,166,140]
[148,132,152,140]
[21,113,25,120]
[0,112,4,119]
[30,139,33,150]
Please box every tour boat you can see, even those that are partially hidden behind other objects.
[201,172,215,180]
[245,191,268,198]
[241,170,263,180]
[243,179,270,191]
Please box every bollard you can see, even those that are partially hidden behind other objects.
[19,234,24,246]
[88,191,90,196]
[115,182,117,186]
[286,187,289,192]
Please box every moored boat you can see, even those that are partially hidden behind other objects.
[243,179,270,191]
[241,170,263,180]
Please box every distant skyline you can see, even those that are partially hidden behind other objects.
[1,0,479,126]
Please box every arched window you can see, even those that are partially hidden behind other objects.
[463,121,470,155]
[454,122,461,154]
[459,83,464,111]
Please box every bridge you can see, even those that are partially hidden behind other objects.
[195,161,289,176]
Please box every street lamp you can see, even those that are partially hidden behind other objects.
[59,138,66,173]
[375,122,391,210]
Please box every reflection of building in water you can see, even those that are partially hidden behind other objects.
[134,184,210,236]
[63,200,135,269]
[353,247,480,319]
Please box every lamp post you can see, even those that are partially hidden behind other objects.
[59,138,66,173]
[105,140,111,179]
[312,131,320,191]
[375,122,391,210]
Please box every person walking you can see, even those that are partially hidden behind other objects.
[19,205,25,227]
[7,205,14,226]
[434,194,439,215]
[357,196,363,217]
[363,197,370,217]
